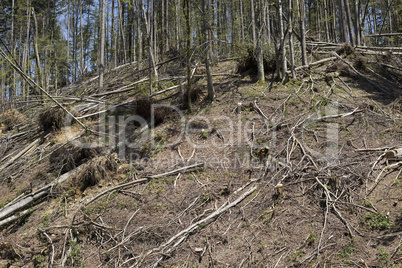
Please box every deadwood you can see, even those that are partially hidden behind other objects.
[127,185,258,266]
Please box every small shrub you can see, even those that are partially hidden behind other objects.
[361,213,391,231]
[38,106,66,131]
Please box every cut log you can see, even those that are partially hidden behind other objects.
[0,165,84,225]
[0,137,41,170]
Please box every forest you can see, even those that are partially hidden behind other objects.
[0,0,401,106]
[0,0,401,267]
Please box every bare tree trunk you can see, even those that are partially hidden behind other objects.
[10,0,15,105]
[22,0,31,100]
[118,0,127,63]
[338,0,348,43]
[140,0,158,94]
[251,0,257,46]
[99,0,105,91]
[176,0,181,51]
[1,62,4,111]
[32,9,43,92]
[324,0,330,42]
[136,0,142,70]
[66,0,70,86]
[344,0,354,46]
[80,0,84,75]
[289,0,296,79]
[184,0,192,113]
[354,0,361,46]
[239,0,245,41]
[112,0,116,68]
[230,0,236,53]
[165,0,169,52]
[265,1,271,44]
[298,0,307,65]
[204,0,215,100]
[278,0,287,80]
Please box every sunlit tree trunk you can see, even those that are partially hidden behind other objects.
[344,0,354,46]
[32,9,43,91]
[324,0,330,42]
[289,0,296,79]
[278,0,286,80]
[99,0,105,91]
[204,0,215,100]
[354,0,361,46]
[239,0,245,41]
[298,0,307,65]
[251,0,257,46]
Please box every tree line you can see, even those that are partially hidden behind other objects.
[0,0,401,109]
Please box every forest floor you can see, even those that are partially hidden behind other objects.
[0,45,401,267]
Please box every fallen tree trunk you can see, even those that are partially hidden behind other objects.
[0,165,84,225]
[0,137,41,170]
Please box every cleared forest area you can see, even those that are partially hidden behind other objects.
[0,0,401,267]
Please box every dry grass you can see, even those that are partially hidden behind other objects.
[0,109,27,131]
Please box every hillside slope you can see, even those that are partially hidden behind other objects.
[0,47,401,267]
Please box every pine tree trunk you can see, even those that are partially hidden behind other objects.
[80,0,84,75]
[230,0,236,53]
[184,0,192,113]
[338,0,348,43]
[278,0,287,80]
[204,0,215,100]
[32,9,43,92]
[99,0,105,91]
[289,0,296,79]
[324,0,330,42]
[239,0,245,41]
[251,0,257,46]
[137,0,142,69]
[344,0,354,46]
[176,0,181,52]
[354,0,361,46]
[165,0,169,52]
[298,0,307,65]
[118,0,127,63]
[67,0,70,85]
[22,0,31,100]
[1,61,4,111]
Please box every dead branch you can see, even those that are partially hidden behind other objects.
[127,185,258,266]
[0,165,84,225]
[85,163,204,205]
[294,56,337,71]
[90,77,149,97]
[253,101,269,122]
[331,52,389,94]
[38,228,55,266]
[315,177,354,238]
[0,137,41,171]
[149,66,197,98]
